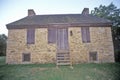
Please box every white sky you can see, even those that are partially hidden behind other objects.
[0,0,120,35]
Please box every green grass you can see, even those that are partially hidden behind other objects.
[0,56,120,80]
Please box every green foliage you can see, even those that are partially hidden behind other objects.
[115,50,120,62]
[0,57,120,80]
[0,34,7,56]
[91,3,120,27]
[91,3,120,62]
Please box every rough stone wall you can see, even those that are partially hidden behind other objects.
[6,28,56,64]
[6,26,114,64]
[69,27,114,63]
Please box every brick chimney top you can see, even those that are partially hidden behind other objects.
[82,8,89,14]
[28,9,36,16]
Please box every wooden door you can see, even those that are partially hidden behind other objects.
[57,28,69,52]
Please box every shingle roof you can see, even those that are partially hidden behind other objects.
[6,14,112,29]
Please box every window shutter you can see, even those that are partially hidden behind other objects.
[64,29,68,50]
[81,27,90,43]
[86,27,90,42]
[27,28,35,44]
[48,28,57,43]
[81,27,87,43]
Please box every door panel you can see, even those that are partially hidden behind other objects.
[57,28,68,51]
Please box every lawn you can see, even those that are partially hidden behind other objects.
[0,56,120,80]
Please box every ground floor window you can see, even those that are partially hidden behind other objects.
[48,28,57,43]
[89,52,98,62]
[22,53,31,62]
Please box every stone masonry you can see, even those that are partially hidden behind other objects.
[69,27,114,63]
[6,28,56,64]
[6,26,114,64]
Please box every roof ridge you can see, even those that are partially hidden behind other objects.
[35,14,83,16]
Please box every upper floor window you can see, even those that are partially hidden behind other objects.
[81,27,90,43]
[27,28,35,44]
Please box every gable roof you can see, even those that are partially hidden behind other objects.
[6,14,112,29]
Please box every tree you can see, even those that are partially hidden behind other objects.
[91,3,120,62]
[0,34,7,56]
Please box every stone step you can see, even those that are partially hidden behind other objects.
[57,60,70,63]
[57,52,69,54]
[57,57,70,60]
[56,52,70,66]
[57,56,70,58]
[57,54,69,56]
[57,59,70,61]
[57,62,71,65]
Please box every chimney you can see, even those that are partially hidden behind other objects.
[28,9,36,16]
[82,8,89,14]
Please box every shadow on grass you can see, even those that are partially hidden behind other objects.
[112,63,120,80]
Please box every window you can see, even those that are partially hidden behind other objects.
[81,27,90,43]
[48,28,57,43]
[22,53,30,62]
[27,28,35,44]
[89,52,98,62]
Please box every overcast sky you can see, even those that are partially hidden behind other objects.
[0,0,120,35]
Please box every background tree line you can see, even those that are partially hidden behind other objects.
[0,3,120,62]
[0,34,7,56]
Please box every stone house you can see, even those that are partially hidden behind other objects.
[6,8,114,65]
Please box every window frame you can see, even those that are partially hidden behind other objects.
[81,27,90,43]
[22,53,31,62]
[89,51,98,62]
[27,28,35,44]
[48,28,57,44]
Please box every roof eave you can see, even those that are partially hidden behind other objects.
[6,23,112,29]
